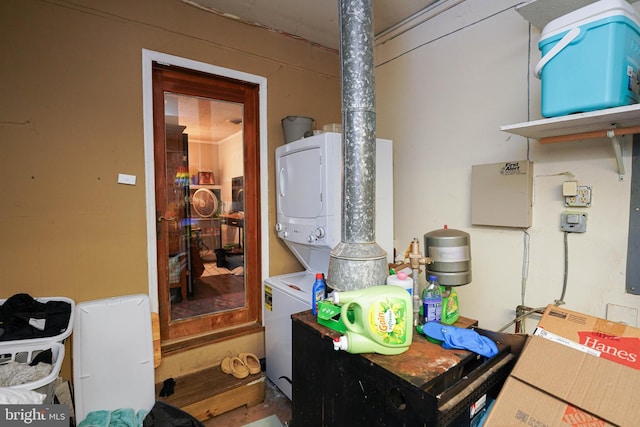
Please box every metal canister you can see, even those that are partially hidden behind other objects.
[423,226,472,286]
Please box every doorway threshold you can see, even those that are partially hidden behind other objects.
[161,322,263,357]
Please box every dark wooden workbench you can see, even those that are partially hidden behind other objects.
[291,310,516,426]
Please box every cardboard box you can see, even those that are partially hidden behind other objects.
[535,304,640,370]
[487,376,611,427]
[485,335,640,426]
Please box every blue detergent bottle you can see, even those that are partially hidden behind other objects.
[311,273,326,315]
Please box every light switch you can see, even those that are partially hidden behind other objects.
[567,214,580,224]
[118,173,137,185]
[560,211,587,233]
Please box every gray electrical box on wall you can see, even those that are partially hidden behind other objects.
[471,160,533,228]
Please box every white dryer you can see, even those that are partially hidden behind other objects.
[264,132,393,400]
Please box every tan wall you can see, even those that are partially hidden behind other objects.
[0,0,340,378]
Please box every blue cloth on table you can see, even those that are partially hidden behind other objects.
[422,322,499,358]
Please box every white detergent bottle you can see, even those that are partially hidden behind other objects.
[331,285,412,355]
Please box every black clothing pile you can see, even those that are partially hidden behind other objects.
[0,293,72,341]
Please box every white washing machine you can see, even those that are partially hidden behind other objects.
[265,132,393,401]
[263,270,316,400]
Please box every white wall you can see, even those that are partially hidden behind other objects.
[218,131,244,204]
[376,0,640,331]
[188,141,220,185]
[218,131,244,245]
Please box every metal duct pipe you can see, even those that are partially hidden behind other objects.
[327,0,388,291]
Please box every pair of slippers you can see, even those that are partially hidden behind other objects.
[221,352,261,379]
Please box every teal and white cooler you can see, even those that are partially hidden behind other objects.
[536,0,640,117]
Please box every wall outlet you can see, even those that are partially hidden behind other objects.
[565,185,591,207]
[560,212,587,233]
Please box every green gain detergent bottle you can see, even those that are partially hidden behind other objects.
[331,285,412,355]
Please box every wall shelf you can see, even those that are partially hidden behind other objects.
[516,0,640,31]
[501,104,640,180]
[516,0,597,31]
[501,104,640,140]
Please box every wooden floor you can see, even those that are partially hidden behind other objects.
[202,378,292,427]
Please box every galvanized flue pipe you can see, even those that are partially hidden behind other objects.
[327,0,388,291]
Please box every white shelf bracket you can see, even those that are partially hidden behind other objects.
[607,129,625,181]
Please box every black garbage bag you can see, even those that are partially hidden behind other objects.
[143,401,205,427]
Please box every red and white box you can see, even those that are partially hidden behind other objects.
[534,304,640,370]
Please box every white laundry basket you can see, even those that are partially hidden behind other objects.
[0,296,74,404]
[0,342,65,404]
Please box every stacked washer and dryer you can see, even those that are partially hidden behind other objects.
[264,132,393,400]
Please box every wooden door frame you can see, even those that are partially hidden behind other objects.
[142,49,269,340]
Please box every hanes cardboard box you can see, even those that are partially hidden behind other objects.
[535,304,640,370]
[485,305,640,426]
